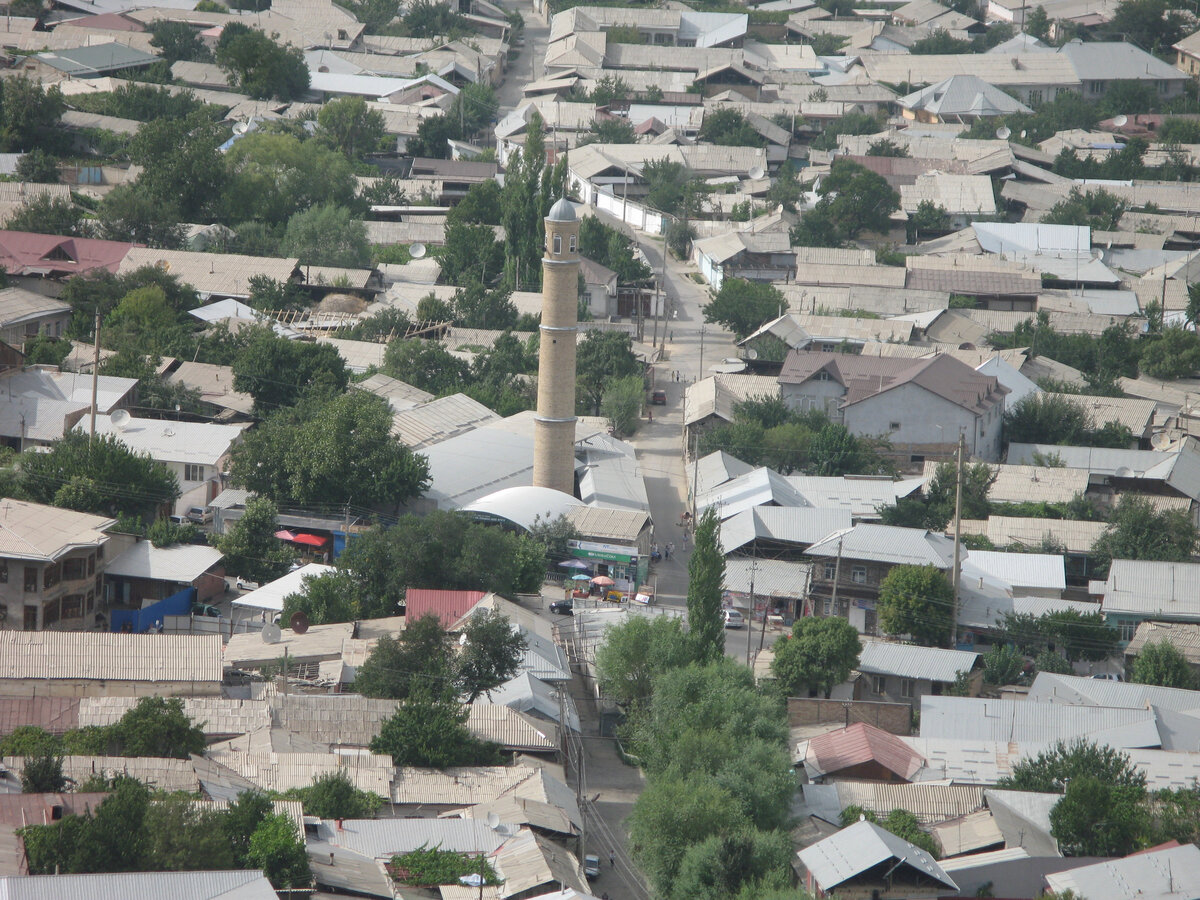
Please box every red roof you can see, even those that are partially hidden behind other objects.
[0,231,134,278]
[404,588,487,628]
[806,722,925,781]
[0,696,79,735]
[0,793,110,827]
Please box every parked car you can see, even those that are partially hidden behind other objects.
[1092,672,1124,681]
[650,389,667,405]
[185,506,213,525]
[549,598,574,615]
[584,855,601,879]
[192,603,221,618]
[235,577,260,591]
[723,608,746,629]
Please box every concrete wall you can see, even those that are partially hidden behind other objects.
[787,696,911,735]
[1,549,105,631]
[780,377,845,417]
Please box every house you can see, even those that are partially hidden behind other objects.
[0,367,137,451]
[0,231,132,280]
[1059,39,1188,102]
[797,723,927,784]
[104,541,226,607]
[0,871,280,900]
[1027,671,1200,716]
[118,249,302,301]
[0,499,114,632]
[163,361,256,420]
[719,507,853,558]
[898,74,1032,123]
[403,588,488,627]
[83,414,247,516]
[579,257,618,319]
[30,42,159,79]
[1174,28,1200,77]
[804,523,954,635]
[778,351,1008,462]
[692,229,794,291]
[898,174,997,231]
[0,792,110,876]
[797,819,958,897]
[919,695,1165,748]
[1045,843,1200,900]
[961,549,1066,598]
[0,630,223,696]
[1098,559,1200,641]
[0,287,70,348]
[855,641,981,705]
[229,563,336,616]
[1125,621,1200,680]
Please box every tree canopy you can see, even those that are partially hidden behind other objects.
[1132,641,1197,690]
[791,159,899,247]
[687,508,727,664]
[702,278,784,340]
[215,23,309,100]
[877,565,954,647]
[1092,494,1198,571]
[215,496,295,585]
[771,617,862,698]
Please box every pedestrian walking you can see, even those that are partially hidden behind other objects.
[647,409,653,423]
[609,852,615,868]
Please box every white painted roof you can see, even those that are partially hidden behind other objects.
[962,550,1065,592]
[1101,559,1200,620]
[231,563,336,613]
[798,819,957,892]
[857,641,979,683]
[919,696,1161,747]
[106,541,224,583]
[83,415,246,466]
[1046,843,1200,900]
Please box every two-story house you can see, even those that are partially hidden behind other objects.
[804,523,954,635]
[83,415,248,517]
[0,499,114,630]
[778,350,1008,462]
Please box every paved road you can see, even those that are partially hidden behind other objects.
[495,1,549,114]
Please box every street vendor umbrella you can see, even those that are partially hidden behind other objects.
[571,573,592,581]
[290,533,328,548]
[557,559,590,569]
[591,575,615,586]
[274,530,298,541]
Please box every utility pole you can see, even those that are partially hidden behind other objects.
[89,311,100,445]
[690,433,700,523]
[951,432,965,648]
[828,535,844,616]
[698,324,706,381]
[746,555,756,667]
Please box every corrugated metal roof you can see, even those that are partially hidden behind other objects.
[720,507,852,553]
[120,248,300,300]
[1102,559,1200,619]
[937,845,1030,870]
[493,829,588,899]
[984,464,1089,505]
[1046,844,1200,900]
[391,393,500,449]
[0,499,113,563]
[391,766,543,806]
[563,506,648,544]
[105,541,224,583]
[804,723,926,780]
[1,755,201,793]
[919,696,1160,745]
[823,782,986,826]
[78,697,269,736]
[1027,672,1200,714]
[0,632,221,684]
[315,817,507,858]
[797,819,957,891]
[206,749,394,797]
[857,641,979,683]
[230,563,336,614]
[930,809,1004,857]
[1126,621,1200,664]
[805,523,954,568]
[697,467,810,520]
[0,698,79,736]
[0,869,279,900]
[960,515,1107,554]
[962,549,1065,592]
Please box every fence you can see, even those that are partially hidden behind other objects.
[110,587,195,634]
[787,697,912,735]
[594,187,668,235]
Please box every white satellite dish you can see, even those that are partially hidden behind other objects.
[995,126,1011,140]
[409,243,427,259]
[161,426,175,438]
[262,622,283,644]
[233,121,251,135]
[110,409,131,431]
[748,166,766,180]
[1113,114,1128,128]
[486,812,501,830]
[1019,130,1027,139]
[1114,466,1135,478]
[1150,432,1173,451]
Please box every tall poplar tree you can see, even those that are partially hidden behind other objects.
[687,508,726,663]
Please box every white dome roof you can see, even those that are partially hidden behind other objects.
[547,197,577,223]
[462,486,583,532]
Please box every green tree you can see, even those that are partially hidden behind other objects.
[6,194,86,237]
[355,614,455,701]
[113,697,205,758]
[95,184,186,249]
[229,391,431,510]
[222,132,358,226]
[405,112,460,159]
[601,374,643,437]
[671,828,795,900]
[1139,326,1200,380]
[402,0,465,38]
[383,338,470,394]
[877,565,954,646]
[445,179,503,227]
[14,148,58,183]
[0,76,65,152]
[452,283,516,328]
[840,807,940,858]
[1050,775,1147,857]
[282,570,365,625]
[1042,609,1120,662]
[576,330,641,414]
[143,795,236,871]
[1035,649,1074,674]
[1004,393,1092,446]
[457,609,527,702]
[595,615,695,705]
[809,423,888,476]
[791,159,899,247]
[450,83,498,138]
[910,27,974,53]
[586,116,637,144]
[149,20,212,63]
[1025,5,1050,39]
[19,432,179,519]
[129,110,225,221]
[1132,641,1197,689]
[280,203,371,268]
[215,23,309,100]
[215,496,294,585]
[286,771,383,819]
[316,95,386,160]
[866,138,909,158]
[20,751,66,793]
[999,739,1146,793]
[370,689,502,767]
[771,616,861,698]
[702,278,783,340]
[1042,187,1127,231]
[223,790,272,866]
[232,327,349,412]
[1092,494,1198,569]
[687,508,726,663]
[981,644,1024,685]
[1107,0,1184,56]
[699,108,763,147]
[247,812,311,888]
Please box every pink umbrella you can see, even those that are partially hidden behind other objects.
[591,575,615,586]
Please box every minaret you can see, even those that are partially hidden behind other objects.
[533,198,580,495]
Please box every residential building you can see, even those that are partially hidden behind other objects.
[898,74,1032,123]
[83,414,248,516]
[1124,621,1200,680]
[0,871,280,900]
[29,42,159,79]
[693,228,794,290]
[104,541,226,607]
[0,367,137,451]
[0,499,113,632]
[855,641,981,705]
[118,248,302,301]
[0,287,70,348]
[1174,28,1200,77]
[0,231,133,280]
[1045,844,1200,900]
[804,523,955,634]
[797,819,959,897]
[778,350,1008,461]
[1098,559,1200,641]
[797,722,929,783]
[579,256,618,318]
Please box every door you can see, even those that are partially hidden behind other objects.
[23,605,37,631]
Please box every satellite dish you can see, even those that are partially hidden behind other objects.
[262,623,283,644]
[1114,466,1135,478]
[486,812,501,829]
[996,126,1011,140]
[1151,432,1173,451]
[748,166,766,179]
[289,611,310,635]
[1113,114,1128,127]
[110,409,131,431]
[1019,130,1027,139]
[458,633,469,646]
[161,426,175,438]
[233,121,250,135]
[409,243,427,259]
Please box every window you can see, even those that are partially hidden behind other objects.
[43,564,60,591]
[1119,620,1136,642]
[42,599,59,627]
[1158,80,1169,94]
[1089,80,1105,94]
[815,370,831,381]
[569,234,577,252]
[1027,89,1042,105]
[900,678,915,698]
[24,567,37,593]
[824,562,836,580]
[62,558,87,581]
[851,566,867,584]
[86,591,94,612]
[553,234,562,254]
[910,454,925,464]
[61,594,83,620]
[184,463,206,482]
[889,421,901,431]
[87,554,95,576]
[872,675,886,694]
[0,561,6,583]
[822,599,831,616]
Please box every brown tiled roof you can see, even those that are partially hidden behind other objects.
[0,697,80,736]
[905,268,1039,296]
[847,154,971,186]
[806,722,926,780]
[404,589,488,628]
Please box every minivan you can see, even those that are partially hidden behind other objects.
[186,506,213,525]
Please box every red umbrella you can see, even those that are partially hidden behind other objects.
[274,530,297,541]
[290,533,329,548]
[591,575,615,586]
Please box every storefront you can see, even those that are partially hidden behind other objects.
[567,539,647,593]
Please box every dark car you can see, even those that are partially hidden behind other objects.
[549,598,574,615]
[651,389,667,405]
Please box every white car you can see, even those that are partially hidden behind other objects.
[584,855,601,879]
[723,609,746,629]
